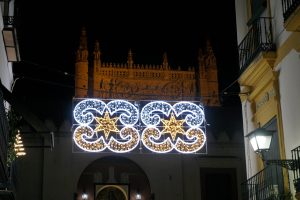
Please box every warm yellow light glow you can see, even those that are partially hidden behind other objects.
[142,128,173,153]
[108,127,140,152]
[74,126,106,152]
[175,129,206,153]
[14,132,26,157]
[161,112,185,141]
[94,111,119,139]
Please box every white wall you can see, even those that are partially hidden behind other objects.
[235,0,249,45]
[0,8,13,91]
[278,49,300,155]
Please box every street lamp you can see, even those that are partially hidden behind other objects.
[136,188,142,200]
[81,192,88,200]
[2,16,21,62]
[246,127,273,154]
[246,127,299,170]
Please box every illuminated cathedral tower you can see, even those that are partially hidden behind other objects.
[75,27,89,97]
[75,28,220,106]
[199,41,220,106]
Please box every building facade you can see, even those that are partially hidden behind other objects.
[235,0,300,199]
[75,28,220,106]
[0,0,20,199]
[12,28,246,200]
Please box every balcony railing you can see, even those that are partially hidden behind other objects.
[282,0,300,21]
[292,146,300,192]
[0,161,17,200]
[241,165,291,200]
[0,89,9,182]
[238,17,276,72]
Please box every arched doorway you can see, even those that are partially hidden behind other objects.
[96,185,127,200]
[76,156,151,200]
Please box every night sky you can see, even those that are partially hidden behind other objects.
[12,1,241,129]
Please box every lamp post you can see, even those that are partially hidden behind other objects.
[246,127,299,170]
[246,127,273,156]
[2,16,21,62]
[246,128,300,199]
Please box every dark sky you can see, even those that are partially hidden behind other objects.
[12,1,241,126]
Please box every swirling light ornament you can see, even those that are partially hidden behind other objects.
[141,101,206,153]
[73,99,139,153]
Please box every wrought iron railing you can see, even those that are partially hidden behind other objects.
[238,17,276,72]
[0,89,9,182]
[241,165,291,200]
[0,161,17,200]
[282,0,300,21]
[292,146,300,192]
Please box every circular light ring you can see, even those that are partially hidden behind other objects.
[73,99,106,125]
[141,127,173,153]
[107,100,139,125]
[141,101,172,126]
[175,128,206,153]
[73,125,106,152]
[173,102,205,127]
[107,127,140,153]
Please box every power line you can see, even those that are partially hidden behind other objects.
[16,60,242,98]
[20,60,74,78]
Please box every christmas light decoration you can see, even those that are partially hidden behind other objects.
[73,99,206,154]
[161,113,185,141]
[140,101,206,153]
[14,131,26,157]
[95,111,119,139]
[73,99,139,153]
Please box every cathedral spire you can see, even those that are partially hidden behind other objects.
[127,49,133,68]
[76,27,88,62]
[75,27,89,98]
[93,40,101,69]
[162,52,169,70]
[205,40,217,68]
[198,48,206,77]
[198,49,204,67]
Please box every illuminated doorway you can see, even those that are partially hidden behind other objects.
[96,184,128,200]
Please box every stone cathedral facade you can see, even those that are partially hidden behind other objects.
[75,28,220,106]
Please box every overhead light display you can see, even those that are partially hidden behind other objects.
[72,99,206,154]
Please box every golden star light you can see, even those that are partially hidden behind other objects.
[161,113,185,141]
[94,111,119,139]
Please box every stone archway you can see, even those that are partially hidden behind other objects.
[76,156,151,200]
[96,185,127,200]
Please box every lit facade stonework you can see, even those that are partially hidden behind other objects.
[75,28,220,106]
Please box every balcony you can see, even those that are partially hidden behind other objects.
[292,146,300,193]
[238,17,276,72]
[0,89,16,200]
[0,89,9,183]
[241,165,291,200]
[282,0,300,31]
[0,161,17,200]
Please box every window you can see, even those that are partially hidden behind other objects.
[247,0,267,25]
